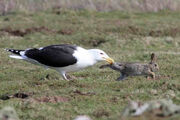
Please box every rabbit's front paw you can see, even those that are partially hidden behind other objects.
[99,64,109,69]
[147,70,156,80]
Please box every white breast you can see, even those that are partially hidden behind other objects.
[54,47,97,73]
[73,47,96,68]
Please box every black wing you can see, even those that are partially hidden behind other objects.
[25,44,78,67]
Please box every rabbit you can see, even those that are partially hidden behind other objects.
[100,53,159,81]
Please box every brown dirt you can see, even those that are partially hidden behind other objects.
[127,26,180,37]
[128,26,180,37]
[32,96,69,103]
[0,28,27,37]
[13,93,29,99]
[93,108,109,118]
[0,92,69,103]
[58,29,74,35]
[105,25,180,37]
[0,26,74,37]
[149,28,180,37]
[128,26,141,35]
[0,26,55,37]
[0,92,32,100]
[110,97,118,103]
[72,89,96,96]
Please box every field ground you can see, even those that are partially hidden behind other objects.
[0,9,180,120]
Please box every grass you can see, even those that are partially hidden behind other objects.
[0,9,180,120]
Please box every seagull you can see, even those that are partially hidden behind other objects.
[6,44,114,80]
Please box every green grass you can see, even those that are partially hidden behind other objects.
[0,10,180,120]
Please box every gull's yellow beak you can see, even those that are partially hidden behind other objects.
[105,57,114,64]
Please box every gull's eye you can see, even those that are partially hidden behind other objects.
[100,53,104,55]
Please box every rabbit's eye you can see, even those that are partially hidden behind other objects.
[155,64,157,67]
[100,53,103,55]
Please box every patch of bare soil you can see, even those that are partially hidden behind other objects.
[107,25,180,37]
[58,29,74,35]
[0,92,69,103]
[0,27,74,37]
[128,26,142,35]
[13,93,29,99]
[32,96,69,103]
[0,92,31,100]
[93,108,109,118]
[149,28,180,37]
[72,90,96,96]
[110,97,119,103]
[127,26,180,37]
[0,28,27,37]
[0,26,54,37]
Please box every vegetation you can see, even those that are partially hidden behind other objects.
[0,9,180,120]
[1,0,180,15]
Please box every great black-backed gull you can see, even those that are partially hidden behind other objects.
[6,44,114,80]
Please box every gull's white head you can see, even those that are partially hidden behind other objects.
[88,49,114,64]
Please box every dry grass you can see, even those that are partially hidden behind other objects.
[1,0,180,15]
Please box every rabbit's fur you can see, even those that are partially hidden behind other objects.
[100,53,159,81]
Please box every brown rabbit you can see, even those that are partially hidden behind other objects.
[100,53,159,81]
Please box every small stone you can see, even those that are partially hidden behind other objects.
[74,115,91,120]
[0,106,19,120]
[165,37,174,44]
[149,89,158,95]
[165,90,176,98]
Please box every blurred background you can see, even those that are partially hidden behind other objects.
[1,0,180,15]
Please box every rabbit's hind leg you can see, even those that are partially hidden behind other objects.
[116,74,127,81]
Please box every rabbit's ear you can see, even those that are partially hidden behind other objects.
[150,53,156,63]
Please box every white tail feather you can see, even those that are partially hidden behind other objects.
[9,55,24,59]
